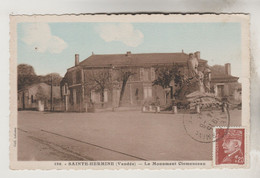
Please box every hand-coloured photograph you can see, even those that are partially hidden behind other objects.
[10,14,250,169]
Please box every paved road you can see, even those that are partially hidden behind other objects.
[17,110,241,161]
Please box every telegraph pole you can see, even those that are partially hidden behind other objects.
[50,74,53,111]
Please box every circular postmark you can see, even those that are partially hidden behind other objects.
[183,96,230,143]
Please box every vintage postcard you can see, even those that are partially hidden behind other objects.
[10,14,250,169]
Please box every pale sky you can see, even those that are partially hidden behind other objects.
[17,22,241,77]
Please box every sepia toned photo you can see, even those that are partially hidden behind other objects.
[10,14,250,169]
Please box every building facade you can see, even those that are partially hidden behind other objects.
[211,63,241,101]
[60,51,209,112]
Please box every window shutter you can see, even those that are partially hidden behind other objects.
[91,90,95,102]
[104,90,108,102]
[151,67,155,81]
[144,87,147,99]
[140,68,144,81]
[148,87,152,98]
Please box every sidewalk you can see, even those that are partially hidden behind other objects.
[95,106,142,113]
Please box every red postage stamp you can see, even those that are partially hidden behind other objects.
[215,128,245,165]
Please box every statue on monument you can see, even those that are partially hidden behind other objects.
[175,51,214,109]
[203,64,211,93]
[187,53,199,78]
[175,51,212,101]
[186,51,211,94]
[197,71,205,93]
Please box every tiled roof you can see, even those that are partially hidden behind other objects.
[212,74,239,82]
[79,52,207,67]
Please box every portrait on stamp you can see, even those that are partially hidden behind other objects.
[215,128,245,165]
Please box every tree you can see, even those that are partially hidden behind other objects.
[18,64,36,76]
[39,73,62,86]
[85,69,111,107]
[152,64,184,99]
[18,64,63,90]
[18,64,38,90]
[117,68,135,107]
[210,65,225,75]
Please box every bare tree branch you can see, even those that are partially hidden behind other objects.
[85,69,111,106]
[117,68,136,107]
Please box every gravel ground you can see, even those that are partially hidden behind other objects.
[17,109,241,161]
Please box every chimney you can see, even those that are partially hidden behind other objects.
[195,51,200,60]
[225,63,231,76]
[182,49,184,53]
[75,54,79,66]
[126,51,131,56]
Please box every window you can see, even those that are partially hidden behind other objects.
[140,68,150,81]
[144,86,152,99]
[91,90,99,103]
[76,71,81,84]
[143,68,149,81]
[72,71,76,84]
[129,68,138,81]
[31,95,34,103]
[135,88,139,100]
[91,90,108,103]
[215,84,225,97]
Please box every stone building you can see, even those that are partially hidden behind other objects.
[60,51,209,112]
[211,63,241,101]
[60,51,242,112]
